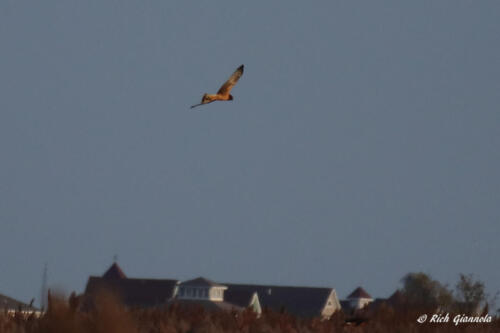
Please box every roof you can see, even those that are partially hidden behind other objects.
[347,287,372,299]
[102,263,127,279]
[363,291,408,315]
[84,276,178,308]
[223,289,257,308]
[0,293,38,311]
[168,299,243,312]
[387,290,405,306]
[340,300,354,313]
[180,277,226,288]
[223,283,334,317]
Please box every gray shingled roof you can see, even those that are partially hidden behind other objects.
[223,289,257,308]
[85,275,178,308]
[223,283,333,317]
[340,300,354,313]
[167,299,243,312]
[387,290,405,305]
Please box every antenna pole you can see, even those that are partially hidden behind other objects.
[40,263,48,310]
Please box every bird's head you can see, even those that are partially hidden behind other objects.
[228,94,234,101]
[202,93,210,103]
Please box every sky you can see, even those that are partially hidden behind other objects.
[1,1,499,307]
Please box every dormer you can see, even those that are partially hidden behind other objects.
[177,277,227,302]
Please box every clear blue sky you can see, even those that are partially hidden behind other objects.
[1,1,499,306]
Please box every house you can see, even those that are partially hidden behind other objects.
[83,263,341,318]
[0,292,41,316]
[223,283,341,319]
[346,287,373,310]
[341,287,373,314]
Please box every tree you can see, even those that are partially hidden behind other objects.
[454,273,486,314]
[400,272,454,311]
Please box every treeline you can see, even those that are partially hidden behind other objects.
[397,272,497,314]
[1,293,499,333]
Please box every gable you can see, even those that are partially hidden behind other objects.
[321,289,341,317]
[249,292,262,315]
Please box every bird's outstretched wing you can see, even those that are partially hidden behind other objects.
[217,65,244,96]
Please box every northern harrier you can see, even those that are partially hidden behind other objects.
[190,65,244,109]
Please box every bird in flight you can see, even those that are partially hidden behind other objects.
[190,65,244,109]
